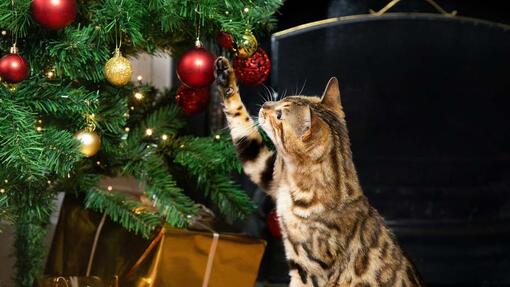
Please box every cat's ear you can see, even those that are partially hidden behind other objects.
[321,77,344,117]
[300,106,320,141]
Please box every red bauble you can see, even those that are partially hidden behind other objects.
[175,84,210,116]
[267,209,282,239]
[177,47,215,88]
[0,53,29,83]
[216,32,234,50]
[31,0,77,30]
[233,48,271,86]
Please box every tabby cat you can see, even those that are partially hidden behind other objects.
[214,57,423,287]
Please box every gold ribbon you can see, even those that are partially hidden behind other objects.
[126,228,166,279]
[86,213,107,276]
[202,232,220,287]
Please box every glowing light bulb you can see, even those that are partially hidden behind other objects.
[134,92,144,100]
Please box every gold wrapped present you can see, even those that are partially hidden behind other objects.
[126,228,267,287]
[46,193,266,287]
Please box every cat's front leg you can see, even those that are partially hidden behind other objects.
[214,57,277,194]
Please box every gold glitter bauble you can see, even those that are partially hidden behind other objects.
[237,30,258,59]
[104,48,132,86]
[74,129,101,157]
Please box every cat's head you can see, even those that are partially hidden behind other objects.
[258,77,345,160]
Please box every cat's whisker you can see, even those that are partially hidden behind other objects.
[261,84,274,103]
[281,89,288,100]
[298,79,307,96]
[270,87,280,101]
[256,92,270,105]
[294,81,300,97]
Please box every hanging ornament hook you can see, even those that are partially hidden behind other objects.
[369,0,457,16]
[194,2,203,48]
[9,43,18,54]
[11,0,18,47]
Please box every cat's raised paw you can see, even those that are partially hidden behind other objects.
[214,56,234,88]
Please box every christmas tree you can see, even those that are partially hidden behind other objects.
[0,0,281,286]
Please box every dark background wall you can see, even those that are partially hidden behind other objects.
[249,1,510,286]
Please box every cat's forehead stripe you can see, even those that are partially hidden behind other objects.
[282,96,319,105]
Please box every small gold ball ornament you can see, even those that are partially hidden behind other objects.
[74,129,101,157]
[104,48,132,86]
[237,30,258,59]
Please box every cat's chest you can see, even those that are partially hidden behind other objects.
[275,185,292,213]
[275,185,313,241]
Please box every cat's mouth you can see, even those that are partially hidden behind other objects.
[258,109,275,143]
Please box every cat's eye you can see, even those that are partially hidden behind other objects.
[276,110,283,120]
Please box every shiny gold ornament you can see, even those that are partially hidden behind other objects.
[74,129,101,157]
[104,48,132,86]
[236,30,258,59]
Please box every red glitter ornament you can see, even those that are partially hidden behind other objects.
[31,0,77,30]
[177,45,215,88]
[216,32,234,50]
[175,84,210,116]
[233,48,271,86]
[0,47,29,84]
[267,209,282,239]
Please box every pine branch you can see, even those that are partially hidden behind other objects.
[90,0,147,48]
[84,188,161,239]
[140,153,198,227]
[40,127,83,178]
[205,175,256,221]
[48,26,111,82]
[0,194,11,224]
[0,98,45,180]
[0,0,32,37]
[173,135,255,221]
[125,104,184,154]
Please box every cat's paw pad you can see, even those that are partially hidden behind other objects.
[214,57,233,87]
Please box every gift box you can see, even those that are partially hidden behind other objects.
[126,227,267,287]
[45,191,266,287]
